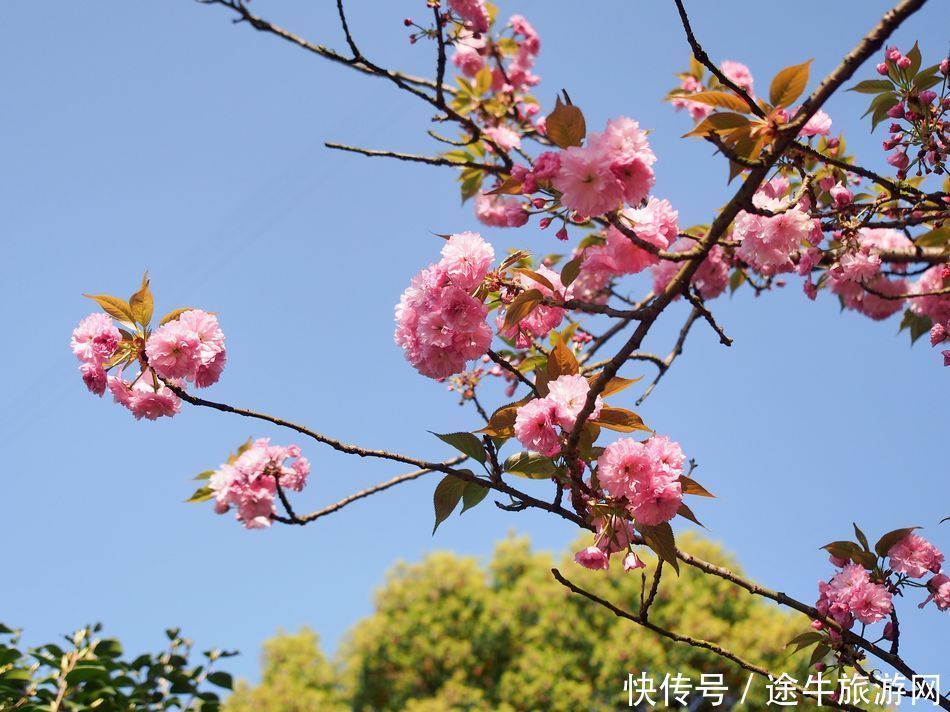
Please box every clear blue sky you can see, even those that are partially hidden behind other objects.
[2,0,947,686]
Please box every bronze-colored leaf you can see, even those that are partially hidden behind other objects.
[547,334,578,379]
[83,294,135,325]
[683,112,751,138]
[594,406,650,433]
[476,397,531,438]
[545,95,586,149]
[129,272,153,327]
[638,522,680,574]
[513,268,556,292]
[679,475,715,498]
[770,60,812,108]
[874,526,920,557]
[502,289,543,332]
[159,307,194,326]
[681,91,751,113]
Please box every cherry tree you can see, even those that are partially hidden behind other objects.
[69,0,948,708]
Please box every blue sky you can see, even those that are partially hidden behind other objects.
[2,0,947,687]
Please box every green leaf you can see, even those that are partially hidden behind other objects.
[206,671,233,690]
[637,522,679,574]
[786,631,823,654]
[874,526,920,557]
[83,294,135,325]
[185,486,214,503]
[194,470,215,481]
[847,79,893,94]
[770,60,812,107]
[460,481,489,513]
[503,451,558,478]
[729,269,746,294]
[129,271,153,327]
[560,256,582,286]
[898,309,932,345]
[905,41,921,76]
[545,95,586,149]
[430,431,486,465]
[432,474,468,533]
[915,226,950,248]
[808,643,830,668]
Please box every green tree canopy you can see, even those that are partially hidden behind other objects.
[229,534,818,711]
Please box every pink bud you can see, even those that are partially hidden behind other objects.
[876,62,889,75]
[886,47,901,62]
[941,58,950,75]
[403,17,413,26]
[896,56,912,69]
[889,123,902,133]
[539,217,552,229]
[830,183,853,207]
[883,621,895,641]
[919,90,937,104]
[815,663,826,672]
[826,137,840,149]
[531,197,546,209]
[556,227,568,241]
[887,150,909,171]
[623,551,646,572]
[811,619,824,631]
[886,102,905,119]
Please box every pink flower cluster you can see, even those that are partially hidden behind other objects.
[582,198,679,280]
[828,228,913,321]
[574,515,645,572]
[553,117,656,218]
[209,438,310,529]
[513,374,602,457]
[910,265,950,366]
[596,436,685,526]
[145,310,226,388]
[70,313,122,396]
[108,369,182,420]
[499,264,572,347]
[448,0,489,35]
[672,61,754,121]
[816,563,893,629]
[474,191,529,228]
[888,533,944,578]
[651,239,730,301]
[733,179,821,276]
[395,232,494,379]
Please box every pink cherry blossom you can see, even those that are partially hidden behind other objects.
[553,141,623,218]
[671,75,714,121]
[474,192,529,228]
[888,533,944,578]
[498,265,571,346]
[796,108,833,137]
[209,438,310,529]
[623,551,646,571]
[575,545,610,570]
[733,187,818,276]
[448,0,489,34]
[451,31,485,77]
[652,239,730,300]
[80,362,107,396]
[920,574,950,611]
[910,265,950,326]
[546,374,603,430]
[107,369,182,420]
[439,231,495,290]
[817,563,892,628]
[146,320,201,380]
[70,312,121,365]
[721,60,754,94]
[513,398,562,457]
[596,436,685,526]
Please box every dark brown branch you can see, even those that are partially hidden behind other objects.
[487,349,539,396]
[640,561,663,620]
[325,142,503,173]
[551,568,863,712]
[684,290,733,346]
[636,307,702,406]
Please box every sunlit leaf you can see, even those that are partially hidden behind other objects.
[545,95,586,149]
[770,60,812,107]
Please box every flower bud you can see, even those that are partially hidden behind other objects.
[876,62,889,75]
[896,56,912,70]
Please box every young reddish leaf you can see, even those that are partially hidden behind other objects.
[769,60,812,108]
[679,475,715,498]
[432,473,469,534]
[683,112,750,138]
[637,522,680,575]
[545,95,586,149]
[159,307,194,326]
[594,406,650,433]
[676,502,705,528]
[476,397,531,438]
[513,268,556,292]
[502,288,543,332]
[681,91,751,113]
[547,335,578,379]
[83,294,135,325]
[874,526,920,557]
[487,175,524,195]
[430,431,486,465]
[129,272,154,327]
[596,375,643,397]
